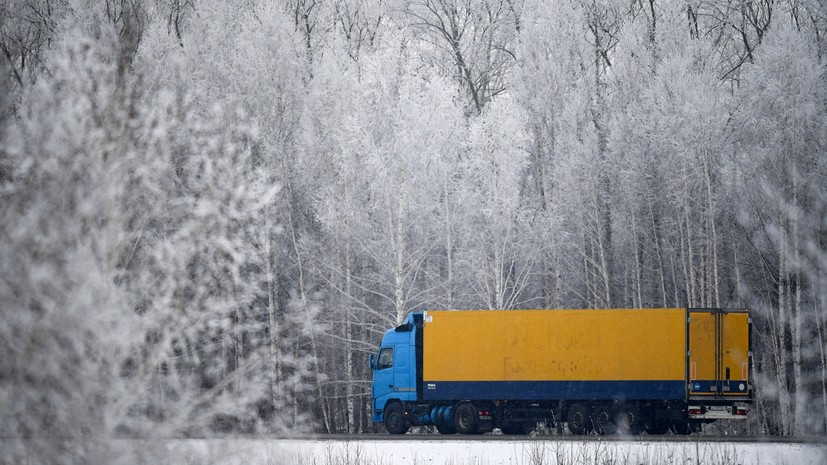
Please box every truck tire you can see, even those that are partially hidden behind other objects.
[453,402,478,435]
[436,424,456,434]
[384,402,409,435]
[593,405,614,435]
[567,403,592,435]
[614,405,642,435]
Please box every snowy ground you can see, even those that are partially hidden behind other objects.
[128,437,826,465]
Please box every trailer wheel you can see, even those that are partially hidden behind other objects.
[593,405,614,435]
[453,402,478,435]
[614,405,642,435]
[384,402,409,435]
[567,403,592,435]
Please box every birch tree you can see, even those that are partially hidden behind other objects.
[459,96,534,309]
[514,0,591,308]
[304,42,369,433]
[307,34,465,430]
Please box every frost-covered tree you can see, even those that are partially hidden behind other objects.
[0,3,310,462]
[301,40,370,433]
[611,9,729,310]
[730,19,827,435]
[315,35,463,325]
[514,0,592,307]
[0,0,69,120]
[303,32,466,431]
[458,96,533,309]
[402,0,522,114]
[333,0,388,60]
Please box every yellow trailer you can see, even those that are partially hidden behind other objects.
[423,308,687,399]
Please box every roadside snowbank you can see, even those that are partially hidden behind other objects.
[142,438,826,465]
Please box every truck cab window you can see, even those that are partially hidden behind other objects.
[377,348,393,370]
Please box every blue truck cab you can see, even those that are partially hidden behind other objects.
[369,313,421,426]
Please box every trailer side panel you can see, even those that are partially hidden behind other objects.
[422,309,686,401]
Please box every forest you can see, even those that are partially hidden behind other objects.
[0,0,825,459]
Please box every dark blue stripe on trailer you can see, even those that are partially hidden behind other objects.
[422,380,685,401]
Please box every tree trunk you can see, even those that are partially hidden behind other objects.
[791,167,803,435]
[592,185,612,308]
[630,206,643,307]
[703,149,721,307]
[678,219,692,306]
[684,184,697,307]
[649,200,667,307]
[288,193,331,433]
[814,279,827,433]
[669,253,680,308]
[776,207,792,435]
[444,176,454,309]
[235,302,242,392]
[394,188,406,324]
[495,237,505,309]
[584,226,594,307]
[309,325,331,433]
[265,213,282,420]
[345,246,356,433]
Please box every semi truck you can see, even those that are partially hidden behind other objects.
[369,308,751,435]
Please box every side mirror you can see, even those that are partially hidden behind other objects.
[368,354,375,370]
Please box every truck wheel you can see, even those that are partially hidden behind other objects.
[384,402,409,435]
[567,403,592,435]
[453,402,478,435]
[436,424,456,434]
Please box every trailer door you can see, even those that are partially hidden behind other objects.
[720,311,750,396]
[688,310,718,396]
[687,308,750,398]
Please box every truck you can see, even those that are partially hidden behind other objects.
[369,308,752,435]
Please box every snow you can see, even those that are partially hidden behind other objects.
[128,438,826,465]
